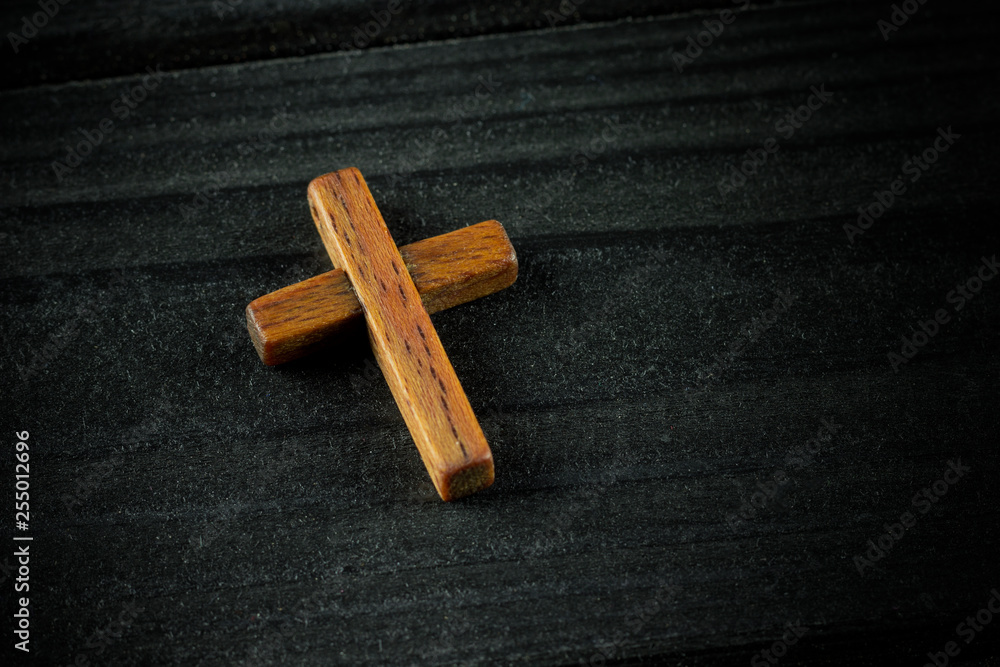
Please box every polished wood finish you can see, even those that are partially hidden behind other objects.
[307,168,494,501]
[246,220,518,366]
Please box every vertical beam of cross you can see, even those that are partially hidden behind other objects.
[307,168,494,500]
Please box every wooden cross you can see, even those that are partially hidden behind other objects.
[245,168,518,501]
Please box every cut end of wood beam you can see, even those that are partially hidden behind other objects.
[440,454,495,501]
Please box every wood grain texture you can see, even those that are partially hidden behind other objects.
[307,167,493,501]
[3,1,1000,664]
[246,220,518,366]
[0,0,793,90]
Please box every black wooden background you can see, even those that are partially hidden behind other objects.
[2,0,999,664]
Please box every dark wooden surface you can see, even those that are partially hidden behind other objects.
[2,0,999,664]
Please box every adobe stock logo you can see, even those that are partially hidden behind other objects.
[852,459,971,576]
[725,417,841,531]
[750,621,809,667]
[51,66,166,181]
[888,255,998,373]
[924,588,1000,667]
[716,85,834,197]
[844,127,960,244]
[671,0,751,73]
[7,0,70,54]
[878,0,930,41]
[544,0,588,28]
[339,0,405,50]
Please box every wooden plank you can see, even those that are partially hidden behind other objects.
[0,0,789,90]
[246,220,517,365]
[2,1,1000,664]
[307,167,493,500]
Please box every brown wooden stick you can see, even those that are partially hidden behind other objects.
[246,220,517,366]
[307,168,493,501]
